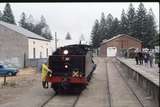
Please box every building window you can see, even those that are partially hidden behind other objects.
[33,41,35,44]
[33,48,36,59]
[46,48,48,57]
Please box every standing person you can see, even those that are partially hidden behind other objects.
[137,52,140,65]
[149,51,154,67]
[124,51,127,58]
[138,51,143,65]
[41,62,51,88]
[144,52,149,66]
[135,52,139,65]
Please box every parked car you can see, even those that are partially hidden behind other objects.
[0,64,19,76]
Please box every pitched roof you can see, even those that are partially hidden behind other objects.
[101,34,142,45]
[0,21,48,41]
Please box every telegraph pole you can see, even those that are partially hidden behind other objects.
[55,32,58,50]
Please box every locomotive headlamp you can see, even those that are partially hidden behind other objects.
[65,57,70,61]
[63,49,69,55]
[64,64,68,68]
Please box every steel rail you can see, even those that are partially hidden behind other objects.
[112,58,145,107]
[105,59,112,107]
[41,93,57,107]
[72,94,81,107]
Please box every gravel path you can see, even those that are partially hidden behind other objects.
[0,68,54,107]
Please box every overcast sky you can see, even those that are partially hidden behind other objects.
[0,2,159,49]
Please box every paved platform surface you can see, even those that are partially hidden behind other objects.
[117,57,159,86]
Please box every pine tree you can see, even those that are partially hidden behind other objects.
[34,15,47,35]
[41,25,52,40]
[105,13,114,39]
[91,19,100,48]
[135,3,149,48]
[34,15,52,40]
[1,3,16,24]
[65,32,72,40]
[25,14,35,32]
[127,3,136,37]
[120,9,129,34]
[90,3,158,49]
[79,34,85,44]
[145,8,158,48]
[19,12,27,28]
[110,18,121,36]
[153,33,159,46]
[99,12,107,41]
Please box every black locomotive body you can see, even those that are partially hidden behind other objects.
[47,44,96,93]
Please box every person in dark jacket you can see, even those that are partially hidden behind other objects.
[149,51,154,67]
[138,51,143,65]
[144,52,149,66]
[135,52,139,65]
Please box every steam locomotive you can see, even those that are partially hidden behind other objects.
[46,44,96,93]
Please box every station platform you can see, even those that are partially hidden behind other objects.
[117,57,159,87]
[116,57,159,107]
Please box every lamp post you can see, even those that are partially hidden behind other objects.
[55,32,58,50]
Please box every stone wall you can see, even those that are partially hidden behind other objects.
[0,24,28,68]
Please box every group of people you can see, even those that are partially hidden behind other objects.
[135,50,154,67]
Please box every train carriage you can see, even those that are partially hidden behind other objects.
[46,44,96,93]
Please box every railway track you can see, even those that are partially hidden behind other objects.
[71,95,81,107]
[105,59,112,107]
[41,57,145,107]
[105,58,145,107]
[111,58,145,107]
[40,93,81,107]
[41,93,57,107]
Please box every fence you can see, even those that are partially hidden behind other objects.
[26,58,48,72]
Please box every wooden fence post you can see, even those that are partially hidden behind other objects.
[3,76,7,86]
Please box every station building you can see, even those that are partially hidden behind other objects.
[99,34,142,57]
[0,21,52,68]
